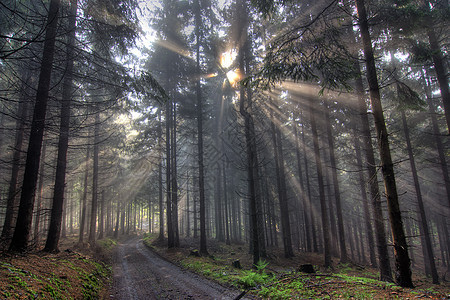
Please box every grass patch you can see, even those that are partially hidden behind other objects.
[180,257,242,286]
[97,238,117,251]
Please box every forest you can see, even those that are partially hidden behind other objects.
[0,0,449,292]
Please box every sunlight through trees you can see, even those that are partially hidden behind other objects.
[0,0,449,290]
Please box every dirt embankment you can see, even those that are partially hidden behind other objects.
[0,242,110,299]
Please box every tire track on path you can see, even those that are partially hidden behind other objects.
[111,236,245,299]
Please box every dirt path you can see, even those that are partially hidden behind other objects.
[111,236,245,299]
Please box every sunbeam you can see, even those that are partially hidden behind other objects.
[155,39,192,59]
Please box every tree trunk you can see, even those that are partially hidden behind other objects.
[422,69,450,271]
[422,0,450,134]
[293,112,311,252]
[238,24,265,263]
[61,200,67,239]
[353,129,377,267]
[106,192,111,235]
[194,0,207,255]
[401,110,439,283]
[193,171,198,239]
[422,69,450,232]
[98,190,105,240]
[357,215,367,264]
[126,203,131,234]
[69,192,73,235]
[265,168,278,247]
[355,0,413,287]
[348,222,355,261]
[302,121,316,253]
[324,100,347,262]
[78,143,90,244]
[171,100,179,247]
[1,86,29,243]
[231,173,238,242]
[222,162,231,245]
[186,171,190,237]
[241,104,261,265]
[33,138,47,248]
[150,202,154,233]
[309,98,331,268]
[246,60,266,262]
[114,202,121,239]
[133,201,137,232]
[271,107,294,258]
[158,110,164,240]
[354,62,391,279]
[353,217,362,262]
[437,218,450,271]
[0,110,4,161]
[214,166,223,241]
[88,113,100,244]
[9,0,61,253]
[44,0,77,252]
[166,98,173,247]
[325,168,338,256]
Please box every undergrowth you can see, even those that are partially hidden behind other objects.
[0,238,114,300]
[143,234,449,299]
[97,238,117,251]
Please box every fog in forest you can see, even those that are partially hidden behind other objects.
[0,0,449,292]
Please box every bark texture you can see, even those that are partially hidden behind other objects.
[355,0,413,287]
[309,98,331,268]
[44,0,77,252]
[400,111,438,284]
[9,0,62,253]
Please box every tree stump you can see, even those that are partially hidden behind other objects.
[299,264,315,273]
[232,260,242,269]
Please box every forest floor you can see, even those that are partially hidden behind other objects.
[0,237,113,299]
[143,233,450,299]
[1,233,449,299]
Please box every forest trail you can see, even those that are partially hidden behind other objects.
[111,236,245,299]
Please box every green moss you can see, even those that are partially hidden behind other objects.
[80,260,110,299]
[97,238,118,250]
[1,291,11,298]
[337,263,352,274]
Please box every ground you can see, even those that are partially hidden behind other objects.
[0,234,449,299]
[111,235,243,299]
[143,234,450,299]
[0,238,111,299]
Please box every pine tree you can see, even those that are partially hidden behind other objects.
[9,0,62,253]
[355,0,413,287]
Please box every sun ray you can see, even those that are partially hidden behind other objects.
[155,39,192,59]
[255,91,323,223]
